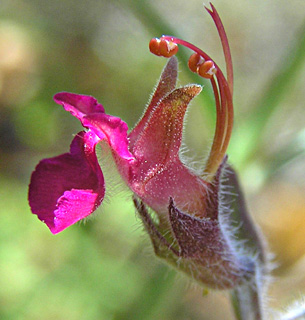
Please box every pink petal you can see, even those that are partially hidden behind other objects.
[131,85,201,166]
[54,92,134,162]
[83,113,135,161]
[53,92,105,122]
[127,85,209,215]
[28,131,105,234]
[142,158,209,216]
[129,57,178,147]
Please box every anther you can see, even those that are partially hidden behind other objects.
[149,38,178,58]
[198,60,217,79]
[188,53,217,79]
[188,53,205,73]
[149,38,161,56]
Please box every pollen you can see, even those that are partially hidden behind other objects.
[149,38,179,58]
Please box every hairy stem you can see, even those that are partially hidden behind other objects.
[231,269,265,320]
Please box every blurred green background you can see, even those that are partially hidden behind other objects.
[0,0,305,319]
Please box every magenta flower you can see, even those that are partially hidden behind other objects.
[29,4,255,289]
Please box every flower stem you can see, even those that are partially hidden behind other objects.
[231,273,265,320]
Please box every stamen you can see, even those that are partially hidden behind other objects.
[149,4,234,181]
[149,38,179,58]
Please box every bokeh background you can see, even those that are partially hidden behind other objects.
[1,0,304,319]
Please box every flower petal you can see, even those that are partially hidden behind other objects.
[132,85,202,165]
[53,92,105,122]
[28,131,105,234]
[128,85,206,216]
[83,113,135,161]
[54,92,134,162]
[129,57,178,147]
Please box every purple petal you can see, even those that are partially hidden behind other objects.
[54,92,105,122]
[53,92,134,162]
[83,113,135,161]
[28,131,105,234]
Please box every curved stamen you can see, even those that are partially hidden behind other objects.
[157,36,233,180]
[149,4,234,181]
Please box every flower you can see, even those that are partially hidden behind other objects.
[29,4,256,289]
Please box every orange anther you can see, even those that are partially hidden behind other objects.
[198,60,217,79]
[149,38,162,56]
[188,53,205,73]
[159,39,170,57]
[149,38,178,58]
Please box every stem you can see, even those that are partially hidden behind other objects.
[223,166,268,320]
[231,271,265,320]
